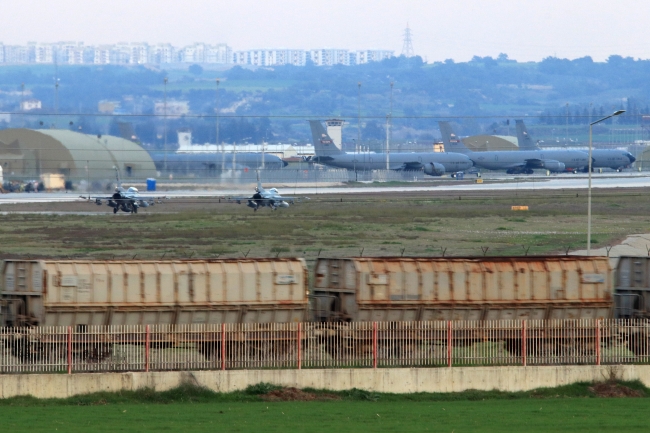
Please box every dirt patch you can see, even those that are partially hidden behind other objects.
[261,387,341,402]
[589,382,644,398]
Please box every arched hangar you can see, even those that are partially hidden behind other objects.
[0,129,156,180]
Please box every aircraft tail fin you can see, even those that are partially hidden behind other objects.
[438,121,472,154]
[515,120,539,150]
[308,120,345,158]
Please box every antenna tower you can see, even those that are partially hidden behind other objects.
[401,24,414,57]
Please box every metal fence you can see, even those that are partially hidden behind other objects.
[1,319,649,374]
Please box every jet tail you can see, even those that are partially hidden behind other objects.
[515,120,539,151]
[308,120,345,158]
[438,121,472,154]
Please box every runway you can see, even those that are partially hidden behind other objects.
[0,172,648,204]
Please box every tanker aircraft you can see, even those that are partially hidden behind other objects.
[83,168,161,214]
[438,121,589,174]
[231,172,304,211]
[308,120,473,176]
[515,120,635,172]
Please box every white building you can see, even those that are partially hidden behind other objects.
[232,51,250,65]
[4,45,29,63]
[154,100,190,118]
[93,45,112,64]
[129,43,149,64]
[308,49,350,66]
[21,99,42,111]
[354,50,393,64]
[150,44,176,64]
[205,44,231,64]
[28,42,55,63]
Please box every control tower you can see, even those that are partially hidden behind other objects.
[325,119,345,149]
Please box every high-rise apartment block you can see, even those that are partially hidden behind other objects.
[232,48,393,66]
[0,42,393,67]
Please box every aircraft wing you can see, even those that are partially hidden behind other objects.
[523,159,545,168]
[400,162,423,170]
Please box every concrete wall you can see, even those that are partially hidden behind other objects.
[2,365,650,399]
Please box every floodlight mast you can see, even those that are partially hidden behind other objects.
[587,109,625,255]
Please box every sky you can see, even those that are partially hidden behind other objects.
[4,0,650,62]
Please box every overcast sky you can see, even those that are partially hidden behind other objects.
[4,0,649,62]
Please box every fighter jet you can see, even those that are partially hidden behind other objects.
[438,121,589,174]
[231,172,303,211]
[83,168,161,214]
[308,120,473,176]
[515,120,635,172]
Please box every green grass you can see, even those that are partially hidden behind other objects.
[1,382,649,432]
[0,188,649,264]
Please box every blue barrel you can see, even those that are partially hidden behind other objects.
[146,178,156,191]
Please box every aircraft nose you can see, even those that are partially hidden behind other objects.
[628,153,636,163]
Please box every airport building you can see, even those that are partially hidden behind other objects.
[0,129,156,181]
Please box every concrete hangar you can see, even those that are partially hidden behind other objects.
[0,129,156,181]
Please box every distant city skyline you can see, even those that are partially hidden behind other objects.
[0,42,394,66]
[2,0,649,62]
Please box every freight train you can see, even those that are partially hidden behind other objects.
[1,255,649,328]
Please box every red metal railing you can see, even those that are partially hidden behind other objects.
[0,319,649,374]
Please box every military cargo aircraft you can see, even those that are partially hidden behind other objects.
[308,120,473,176]
[438,121,589,174]
[515,120,635,172]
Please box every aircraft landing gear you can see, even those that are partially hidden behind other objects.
[113,207,118,214]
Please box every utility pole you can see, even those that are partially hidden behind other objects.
[386,82,393,170]
[565,102,569,146]
[53,58,59,128]
[163,77,168,173]
[216,78,223,175]
[20,83,25,128]
[357,82,361,154]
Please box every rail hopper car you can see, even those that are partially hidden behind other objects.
[2,256,650,363]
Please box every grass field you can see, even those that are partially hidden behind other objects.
[0,187,648,264]
[1,382,649,432]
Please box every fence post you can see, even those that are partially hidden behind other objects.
[297,322,302,370]
[596,319,601,366]
[67,326,72,375]
[447,321,452,367]
[221,323,226,371]
[373,322,378,369]
[145,325,150,373]
[522,321,527,367]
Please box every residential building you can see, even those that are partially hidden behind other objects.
[154,100,190,118]
[21,99,42,111]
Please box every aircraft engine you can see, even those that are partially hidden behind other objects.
[542,160,566,172]
[423,162,446,176]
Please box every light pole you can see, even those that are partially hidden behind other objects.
[587,109,625,254]
[163,77,168,173]
[386,81,393,170]
[216,78,223,175]
[357,82,361,154]
[565,102,569,146]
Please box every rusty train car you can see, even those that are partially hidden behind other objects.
[312,256,613,322]
[3,256,650,364]
[0,258,309,327]
[1,255,650,328]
